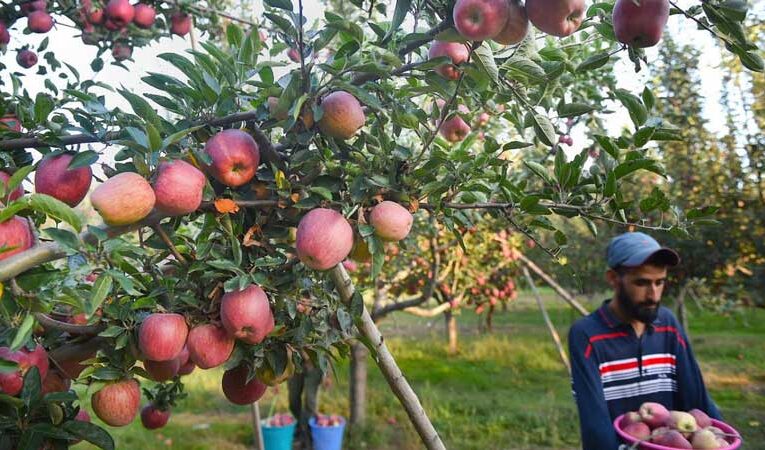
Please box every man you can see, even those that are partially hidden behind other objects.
[568,232,721,449]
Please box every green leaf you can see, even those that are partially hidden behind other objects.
[119,89,161,128]
[614,158,662,179]
[68,151,99,169]
[265,0,293,10]
[20,366,42,407]
[309,186,333,200]
[503,56,546,84]
[34,93,55,124]
[88,274,113,316]
[472,42,499,85]
[226,23,245,48]
[576,52,610,72]
[641,87,655,111]
[10,315,35,351]
[528,113,556,146]
[557,102,596,118]
[28,193,82,232]
[145,123,162,152]
[633,127,655,148]
[0,359,19,374]
[594,135,619,160]
[523,161,554,185]
[603,171,617,197]
[614,89,648,127]
[62,420,115,450]
[7,165,34,193]
[687,206,719,219]
[42,228,81,251]
[554,230,568,246]
[383,0,411,42]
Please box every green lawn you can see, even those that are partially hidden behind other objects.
[76,290,765,450]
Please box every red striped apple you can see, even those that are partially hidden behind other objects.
[296,208,354,271]
[369,201,413,241]
[91,172,155,226]
[318,91,365,140]
[187,324,234,369]
[203,129,260,187]
[220,284,274,345]
[91,379,141,427]
[34,153,93,207]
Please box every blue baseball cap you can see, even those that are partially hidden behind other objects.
[606,232,680,269]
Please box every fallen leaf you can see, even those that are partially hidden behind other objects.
[243,225,264,247]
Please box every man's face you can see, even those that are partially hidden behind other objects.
[612,264,668,324]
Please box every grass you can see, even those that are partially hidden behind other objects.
[75,289,765,450]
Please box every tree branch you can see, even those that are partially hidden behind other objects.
[397,18,451,58]
[152,225,187,264]
[35,313,105,336]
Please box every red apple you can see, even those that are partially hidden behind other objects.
[439,115,471,142]
[287,48,300,63]
[21,0,47,15]
[221,365,267,405]
[342,260,357,272]
[652,429,692,449]
[0,170,24,201]
[16,49,37,68]
[296,208,354,271]
[75,409,90,422]
[612,0,669,48]
[619,411,642,428]
[187,324,234,369]
[493,0,529,44]
[639,401,670,429]
[318,91,365,140]
[91,172,155,226]
[27,11,53,33]
[0,22,9,46]
[453,0,510,41]
[178,360,195,375]
[688,409,712,429]
[42,369,70,394]
[138,313,188,362]
[105,0,134,28]
[140,403,170,429]
[369,201,413,242]
[203,129,260,187]
[132,3,156,29]
[624,422,651,440]
[170,12,192,36]
[525,0,585,37]
[0,347,27,395]
[428,41,470,80]
[88,8,104,24]
[34,153,93,207]
[91,379,141,427]
[0,216,33,261]
[153,159,206,216]
[112,43,132,61]
[220,284,274,345]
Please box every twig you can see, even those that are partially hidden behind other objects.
[297,0,308,94]
[152,225,187,264]
[397,18,451,58]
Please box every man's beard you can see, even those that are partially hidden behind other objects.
[616,283,659,324]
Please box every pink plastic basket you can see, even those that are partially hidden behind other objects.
[613,414,742,450]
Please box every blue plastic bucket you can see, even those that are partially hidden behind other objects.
[261,421,296,450]
[309,416,346,450]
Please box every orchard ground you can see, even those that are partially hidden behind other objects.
[72,288,765,450]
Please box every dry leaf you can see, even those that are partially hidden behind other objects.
[409,197,419,212]
[214,198,240,214]
[243,225,264,247]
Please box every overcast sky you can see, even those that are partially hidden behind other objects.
[0,0,761,164]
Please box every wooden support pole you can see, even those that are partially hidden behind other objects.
[517,252,589,316]
[522,266,571,375]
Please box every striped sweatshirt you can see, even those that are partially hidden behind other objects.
[568,300,721,450]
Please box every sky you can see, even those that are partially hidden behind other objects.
[0,0,760,164]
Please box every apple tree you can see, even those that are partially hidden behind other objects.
[0,0,762,449]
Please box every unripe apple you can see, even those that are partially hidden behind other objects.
[369,201,413,242]
[105,0,135,28]
[34,153,93,207]
[16,49,38,68]
[112,43,132,61]
[667,410,698,434]
[21,0,47,15]
[428,41,470,80]
[525,0,585,37]
[220,284,275,345]
[187,324,234,369]
[691,428,724,449]
[0,170,24,201]
[296,208,354,271]
[141,404,170,429]
[453,0,510,41]
[153,159,206,216]
[170,12,192,36]
[0,22,9,46]
[133,4,156,29]
[27,11,53,33]
[439,115,471,142]
[91,379,141,427]
[91,172,155,226]
[0,216,33,261]
[221,365,267,405]
[203,129,260,187]
[612,0,669,48]
[318,91,365,140]
[139,313,188,362]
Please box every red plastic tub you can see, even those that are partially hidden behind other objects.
[613,414,742,450]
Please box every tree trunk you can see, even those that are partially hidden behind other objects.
[444,310,458,355]
[330,265,446,450]
[349,341,368,426]
[677,282,689,335]
[486,305,495,333]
